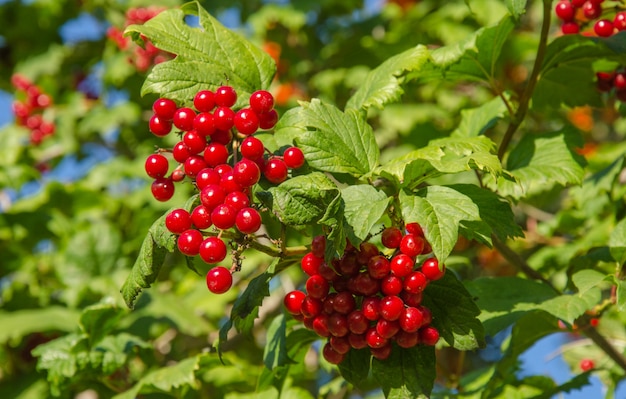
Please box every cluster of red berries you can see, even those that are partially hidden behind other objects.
[596,67,626,101]
[10,74,55,145]
[283,223,444,364]
[107,7,172,72]
[555,0,626,36]
[145,86,305,294]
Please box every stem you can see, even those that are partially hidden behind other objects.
[497,0,552,160]
[578,316,626,373]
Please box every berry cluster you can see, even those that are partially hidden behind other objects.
[10,74,55,145]
[283,223,444,364]
[555,0,626,36]
[107,7,172,72]
[145,86,305,294]
[596,67,626,101]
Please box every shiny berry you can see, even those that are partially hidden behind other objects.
[322,342,345,364]
[149,114,172,136]
[240,136,265,160]
[183,130,207,154]
[165,208,192,234]
[203,143,229,167]
[200,184,227,210]
[173,107,196,131]
[224,191,251,212]
[306,275,330,299]
[380,296,404,321]
[195,168,221,190]
[301,252,323,276]
[390,253,415,277]
[234,108,259,135]
[284,290,306,314]
[381,227,402,249]
[214,86,237,107]
[399,306,424,333]
[233,159,261,187]
[199,236,227,263]
[422,258,445,281]
[206,266,232,294]
[594,20,614,37]
[368,255,391,279]
[419,325,440,346]
[580,358,595,372]
[152,98,177,120]
[264,158,288,184]
[249,90,274,114]
[193,90,216,112]
[554,1,575,21]
[172,142,191,163]
[193,112,216,137]
[561,21,580,35]
[366,327,388,349]
[283,147,305,168]
[404,271,428,294]
[400,234,425,257]
[177,229,203,256]
[145,154,169,178]
[183,155,208,178]
[211,203,237,230]
[311,235,326,258]
[151,178,175,201]
[214,106,235,131]
[191,205,212,229]
[235,207,262,234]
[258,109,279,129]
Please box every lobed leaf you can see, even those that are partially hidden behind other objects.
[125,2,275,105]
[609,218,626,266]
[230,272,272,335]
[371,344,436,399]
[346,45,430,111]
[341,185,391,245]
[79,300,126,345]
[451,95,510,138]
[291,99,380,178]
[263,314,292,374]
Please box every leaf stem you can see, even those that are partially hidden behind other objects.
[497,0,552,160]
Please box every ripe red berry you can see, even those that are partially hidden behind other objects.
[399,306,424,333]
[301,252,323,276]
[173,107,196,131]
[328,313,350,337]
[224,190,251,212]
[419,325,440,346]
[356,242,379,265]
[145,154,169,178]
[594,19,614,37]
[347,310,369,334]
[400,234,425,257]
[151,177,175,201]
[258,109,279,130]
[421,257,445,281]
[405,222,424,237]
[368,255,391,279]
[211,203,237,230]
[235,207,262,234]
[165,208,192,234]
[193,90,216,112]
[390,253,415,277]
[615,12,626,31]
[191,205,212,229]
[214,106,235,131]
[301,296,323,318]
[404,271,428,294]
[234,108,260,135]
[284,290,306,314]
[193,112,216,137]
[203,143,229,167]
[381,275,403,296]
[333,291,356,314]
[396,330,419,348]
[214,86,237,107]
[311,235,326,258]
[249,90,274,114]
[353,272,380,296]
[379,296,404,321]
[283,147,305,169]
[183,130,207,154]
[171,168,186,182]
[264,158,288,184]
[580,358,595,372]
[554,1,575,21]
[199,236,228,263]
[152,98,177,120]
[206,266,233,294]
[200,184,227,210]
[376,318,400,339]
[211,128,233,145]
[312,314,330,337]
[366,327,388,349]
[183,155,208,178]
[322,341,345,364]
[381,227,403,249]
[614,73,626,90]
[195,168,221,190]
[348,333,368,349]
[561,21,580,35]
[362,296,381,321]
[149,114,172,136]
[240,136,265,160]
[306,275,330,299]
[582,1,601,20]
[233,159,261,187]
[172,141,191,163]
[220,171,244,193]
[329,335,351,355]
[177,229,203,256]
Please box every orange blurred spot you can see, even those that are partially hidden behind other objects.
[567,106,594,132]
[262,41,282,66]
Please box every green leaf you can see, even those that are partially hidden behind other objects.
[609,218,626,266]
[79,299,125,344]
[371,344,435,399]
[451,95,510,138]
[505,0,527,19]
[319,193,348,260]
[126,2,275,105]
[422,272,485,350]
[424,15,515,82]
[341,185,391,244]
[120,212,176,309]
[539,288,601,324]
[346,45,430,111]
[263,314,291,374]
[338,349,371,389]
[0,307,79,345]
[113,354,207,399]
[379,136,502,188]
[292,99,380,177]
[400,185,520,263]
[534,33,626,109]
[32,333,87,395]
[230,272,272,335]
[257,172,339,226]
[617,280,626,311]
[572,269,608,295]
[490,129,586,199]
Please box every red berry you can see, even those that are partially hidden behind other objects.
[571,0,585,6]
[322,342,345,364]
[404,271,428,294]
[193,112,216,137]
[381,227,402,249]
[329,335,351,355]
[422,258,445,281]
[165,208,192,234]
[366,327,388,349]
[172,141,191,163]
[615,73,626,90]
[400,291,423,308]
[306,275,330,299]
[594,20,614,37]
[419,325,440,346]
[152,98,177,120]
[145,154,169,178]
[211,203,237,230]
[380,275,403,296]
[191,205,212,229]
[580,358,595,372]
[312,314,330,337]
[193,90,216,112]
[396,330,419,348]
[214,163,232,177]
[183,130,207,154]
[362,297,381,321]
[301,252,323,276]
[249,90,274,114]
[170,168,186,182]
[399,306,424,333]
[200,184,227,210]
[258,109,279,130]
[233,159,261,187]
[214,106,235,131]
[203,143,229,167]
[376,318,400,339]
[195,168,221,190]
[615,12,626,31]
[333,291,356,314]
[224,190,251,212]
[234,108,260,135]
[206,266,233,294]
[311,235,326,258]
[353,272,380,296]
[149,114,172,136]
[400,234,425,257]
[183,155,208,178]
[211,128,233,145]
[235,207,262,234]
[284,290,306,314]
[367,255,391,279]
[173,107,196,131]
[370,344,392,360]
[390,253,415,277]
[214,86,237,107]
[561,21,580,35]
[582,1,601,20]
[199,236,228,263]
[328,313,349,337]
[356,242,379,265]
[405,222,424,237]
[264,158,288,184]
[220,171,243,193]
[151,178,175,201]
[301,296,323,318]
[177,229,203,256]
[348,333,368,349]
[379,296,404,321]
[240,136,265,160]
[347,310,369,334]
[555,1,575,21]
[283,147,305,169]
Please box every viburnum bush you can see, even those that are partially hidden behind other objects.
[3,1,626,398]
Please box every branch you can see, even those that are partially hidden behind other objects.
[578,316,626,373]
